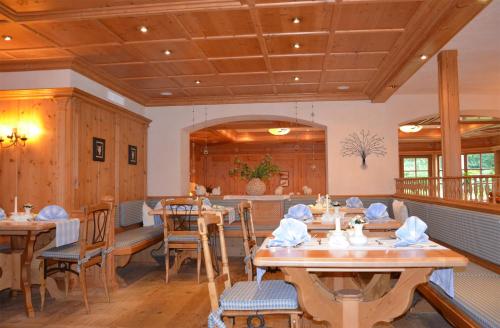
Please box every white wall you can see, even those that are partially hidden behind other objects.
[0,69,145,116]
[146,93,500,196]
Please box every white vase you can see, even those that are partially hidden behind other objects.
[349,224,368,246]
[246,178,266,195]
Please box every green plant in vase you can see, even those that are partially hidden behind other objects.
[229,154,280,195]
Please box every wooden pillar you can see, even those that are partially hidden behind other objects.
[438,50,462,178]
[495,150,500,176]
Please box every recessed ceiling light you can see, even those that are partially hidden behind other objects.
[293,76,300,81]
[337,85,350,90]
[138,25,148,33]
[161,91,173,96]
[268,128,290,136]
[420,54,428,60]
[292,17,301,24]
[164,49,172,55]
[2,35,12,41]
[399,125,423,133]
[292,43,301,49]
[195,80,201,85]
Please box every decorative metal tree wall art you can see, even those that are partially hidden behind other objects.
[341,129,387,169]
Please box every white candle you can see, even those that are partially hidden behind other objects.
[335,214,341,233]
[325,194,329,213]
[14,196,18,214]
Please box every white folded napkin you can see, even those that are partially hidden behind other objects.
[394,216,429,247]
[284,204,313,222]
[364,203,389,220]
[268,218,310,247]
[346,197,363,208]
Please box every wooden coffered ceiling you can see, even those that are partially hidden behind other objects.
[0,0,490,106]
[191,119,325,145]
[399,115,500,142]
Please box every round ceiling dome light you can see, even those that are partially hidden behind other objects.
[161,91,173,96]
[399,125,423,133]
[268,128,291,136]
[337,85,350,90]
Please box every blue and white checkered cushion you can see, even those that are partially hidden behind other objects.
[220,280,298,311]
[115,225,163,248]
[119,200,143,227]
[41,242,101,260]
[166,234,199,243]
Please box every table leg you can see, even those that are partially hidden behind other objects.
[282,267,432,328]
[21,231,37,318]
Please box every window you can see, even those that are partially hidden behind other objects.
[402,157,430,178]
[438,152,495,176]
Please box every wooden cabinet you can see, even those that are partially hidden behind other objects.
[0,88,149,213]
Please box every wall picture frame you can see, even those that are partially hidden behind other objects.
[92,137,105,162]
[128,145,138,165]
[279,171,289,187]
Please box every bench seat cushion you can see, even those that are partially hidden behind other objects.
[115,226,163,249]
[41,243,101,261]
[221,280,298,311]
[431,263,500,328]
[166,234,199,243]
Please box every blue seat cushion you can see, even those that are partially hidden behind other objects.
[221,280,298,311]
[119,200,144,227]
[41,243,101,261]
[115,225,163,248]
[166,234,199,243]
[431,263,500,328]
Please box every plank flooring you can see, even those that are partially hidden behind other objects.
[0,258,452,328]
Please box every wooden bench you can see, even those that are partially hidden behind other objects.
[109,200,163,287]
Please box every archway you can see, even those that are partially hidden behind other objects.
[184,115,328,196]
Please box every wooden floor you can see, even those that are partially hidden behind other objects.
[0,258,452,328]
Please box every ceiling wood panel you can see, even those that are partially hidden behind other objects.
[210,57,267,73]
[195,37,262,58]
[100,63,162,79]
[26,20,120,46]
[266,34,328,55]
[157,60,215,76]
[270,55,324,71]
[68,45,141,64]
[337,1,422,31]
[229,84,275,95]
[100,14,188,41]
[0,23,53,50]
[0,0,490,106]
[326,53,387,70]
[257,3,333,34]
[122,77,179,89]
[175,10,255,37]
[5,47,71,59]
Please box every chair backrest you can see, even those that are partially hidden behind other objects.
[198,212,230,312]
[80,199,114,259]
[238,201,256,257]
[392,200,408,223]
[160,197,202,232]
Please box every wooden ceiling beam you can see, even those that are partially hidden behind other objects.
[367,0,490,103]
[245,0,278,95]
[318,1,341,93]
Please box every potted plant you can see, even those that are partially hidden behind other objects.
[229,155,280,195]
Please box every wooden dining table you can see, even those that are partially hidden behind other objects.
[0,220,56,318]
[254,238,468,328]
[307,216,401,232]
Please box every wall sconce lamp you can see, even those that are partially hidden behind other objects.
[0,128,28,148]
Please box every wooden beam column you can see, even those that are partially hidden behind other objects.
[438,50,462,179]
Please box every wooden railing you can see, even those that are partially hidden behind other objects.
[395,175,500,204]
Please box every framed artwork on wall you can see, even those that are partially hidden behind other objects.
[92,137,105,162]
[128,145,138,165]
[279,171,289,187]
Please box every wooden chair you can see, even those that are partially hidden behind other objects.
[160,198,203,284]
[198,212,302,328]
[238,201,257,281]
[39,200,114,313]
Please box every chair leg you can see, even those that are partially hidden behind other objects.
[246,261,253,281]
[290,313,301,328]
[39,260,46,311]
[79,266,90,314]
[101,260,110,303]
[197,245,202,284]
[64,270,70,297]
[165,244,170,284]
